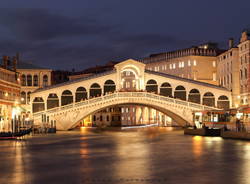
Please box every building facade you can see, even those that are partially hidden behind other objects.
[16,61,52,112]
[0,57,21,132]
[142,43,223,85]
[217,39,240,107]
[238,31,250,105]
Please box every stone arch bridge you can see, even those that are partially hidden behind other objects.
[30,59,231,130]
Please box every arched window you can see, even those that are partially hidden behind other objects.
[27,91,31,104]
[160,82,172,97]
[90,83,101,98]
[43,75,48,87]
[245,68,248,79]
[33,75,38,86]
[27,75,32,86]
[21,91,26,104]
[146,79,158,93]
[104,80,116,94]
[188,89,200,104]
[61,90,73,106]
[217,95,229,109]
[174,85,186,100]
[202,92,215,107]
[47,93,59,109]
[75,87,87,102]
[21,74,26,86]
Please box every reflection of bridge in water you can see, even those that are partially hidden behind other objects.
[31,59,232,130]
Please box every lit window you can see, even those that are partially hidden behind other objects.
[182,61,185,67]
[213,73,216,81]
[213,61,216,67]
[188,60,191,66]
[193,60,197,66]
[126,108,129,113]
[179,62,181,68]
[170,64,172,69]
[126,82,130,88]
[173,63,176,69]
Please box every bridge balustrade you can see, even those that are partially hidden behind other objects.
[33,91,220,118]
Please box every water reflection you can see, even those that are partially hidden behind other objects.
[113,132,151,181]
[0,128,250,184]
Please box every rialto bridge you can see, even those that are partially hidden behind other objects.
[30,59,232,130]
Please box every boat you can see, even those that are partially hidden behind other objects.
[193,109,236,129]
[0,128,32,140]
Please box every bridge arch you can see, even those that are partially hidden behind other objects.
[61,90,73,106]
[104,80,116,94]
[174,85,186,100]
[32,97,45,113]
[75,87,87,102]
[160,82,172,97]
[202,92,215,107]
[217,95,230,109]
[188,89,200,104]
[146,79,158,93]
[47,93,59,109]
[68,102,191,130]
[90,83,102,98]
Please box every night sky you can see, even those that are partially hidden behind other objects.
[0,0,249,70]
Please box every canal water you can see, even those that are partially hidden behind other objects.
[1,127,250,184]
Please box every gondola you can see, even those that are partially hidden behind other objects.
[0,128,32,140]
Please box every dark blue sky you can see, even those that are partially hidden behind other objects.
[0,0,249,70]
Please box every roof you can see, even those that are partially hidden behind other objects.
[17,61,51,70]
[34,69,116,93]
[145,70,229,91]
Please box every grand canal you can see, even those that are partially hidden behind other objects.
[1,128,250,184]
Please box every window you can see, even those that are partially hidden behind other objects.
[125,82,130,88]
[170,64,172,70]
[27,91,31,104]
[33,75,38,86]
[27,75,32,86]
[188,60,191,66]
[21,74,26,86]
[126,108,129,113]
[193,60,197,66]
[43,75,48,87]
[212,61,216,67]
[173,63,176,69]
[126,71,130,76]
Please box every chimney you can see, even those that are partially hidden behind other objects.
[2,56,8,69]
[13,56,17,71]
[229,38,234,49]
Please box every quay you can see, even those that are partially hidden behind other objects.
[184,127,250,141]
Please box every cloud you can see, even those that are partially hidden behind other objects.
[0,8,114,41]
[0,8,198,70]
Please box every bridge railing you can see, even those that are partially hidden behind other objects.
[33,91,220,117]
